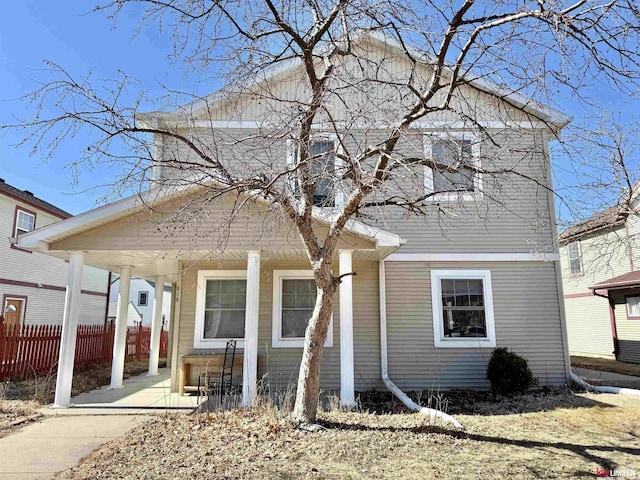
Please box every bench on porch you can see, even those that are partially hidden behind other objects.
[179,353,244,395]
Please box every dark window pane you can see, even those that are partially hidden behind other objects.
[281,279,317,338]
[282,310,311,338]
[310,140,335,207]
[204,310,245,339]
[432,138,474,192]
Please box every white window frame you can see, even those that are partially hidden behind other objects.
[567,241,583,275]
[194,270,247,349]
[14,209,36,237]
[423,132,482,202]
[286,134,345,209]
[138,291,149,306]
[626,296,640,318]
[430,269,496,348]
[272,270,333,348]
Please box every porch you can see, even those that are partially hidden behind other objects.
[42,368,199,415]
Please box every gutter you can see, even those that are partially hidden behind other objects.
[378,261,464,430]
[570,372,640,396]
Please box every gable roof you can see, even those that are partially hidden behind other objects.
[0,178,71,220]
[559,205,628,243]
[136,32,570,131]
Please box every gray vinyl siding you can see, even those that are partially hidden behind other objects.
[385,261,567,389]
[177,260,381,391]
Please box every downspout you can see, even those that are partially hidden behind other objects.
[379,260,464,430]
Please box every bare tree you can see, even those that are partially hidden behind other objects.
[4,0,640,426]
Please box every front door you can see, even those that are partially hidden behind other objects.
[3,298,25,328]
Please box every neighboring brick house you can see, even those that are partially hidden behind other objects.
[0,178,109,327]
[559,189,640,364]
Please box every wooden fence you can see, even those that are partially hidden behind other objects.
[0,320,168,381]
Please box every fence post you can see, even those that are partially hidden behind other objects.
[136,322,142,361]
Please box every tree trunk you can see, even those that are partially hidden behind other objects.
[291,272,336,425]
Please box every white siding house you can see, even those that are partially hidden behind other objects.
[108,277,171,328]
[0,178,109,327]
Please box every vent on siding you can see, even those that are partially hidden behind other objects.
[23,190,34,196]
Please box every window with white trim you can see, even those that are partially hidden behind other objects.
[138,291,149,306]
[567,241,583,275]
[424,132,481,201]
[272,270,333,348]
[194,270,247,348]
[286,137,341,208]
[627,296,640,318]
[431,270,496,348]
[14,209,35,237]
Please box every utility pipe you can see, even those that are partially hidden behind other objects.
[379,261,464,430]
[570,372,640,396]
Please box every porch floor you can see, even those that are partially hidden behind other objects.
[40,368,202,415]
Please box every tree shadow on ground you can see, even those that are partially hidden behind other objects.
[317,419,636,476]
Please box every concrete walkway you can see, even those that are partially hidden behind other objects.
[573,367,640,388]
[0,368,200,479]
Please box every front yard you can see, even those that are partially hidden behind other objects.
[55,390,640,479]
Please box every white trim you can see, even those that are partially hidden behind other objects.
[14,209,35,237]
[143,119,561,130]
[138,291,149,306]
[271,270,333,348]
[430,269,496,348]
[339,250,355,407]
[385,253,559,262]
[424,131,482,202]
[242,251,260,407]
[567,241,583,275]
[53,252,85,407]
[194,270,247,349]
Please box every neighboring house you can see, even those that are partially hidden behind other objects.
[559,190,640,364]
[18,35,572,407]
[107,277,171,328]
[0,178,109,327]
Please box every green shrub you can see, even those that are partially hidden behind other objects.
[486,347,536,397]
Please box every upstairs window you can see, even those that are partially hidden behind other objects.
[309,140,336,207]
[626,296,640,318]
[287,137,339,208]
[424,133,480,201]
[14,208,36,237]
[138,291,149,306]
[567,241,583,275]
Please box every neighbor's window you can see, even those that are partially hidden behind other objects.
[287,138,338,207]
[431,270,496,348]
[138,291,149,306]
[627,296,640,318]
[14,209,36,237]
[567,241,583,275]
[272,270,333,348]
[194,270,247,348]
[424,133,480,201]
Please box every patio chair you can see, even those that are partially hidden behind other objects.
[197,339,237,405]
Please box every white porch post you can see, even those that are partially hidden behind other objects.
[242,251,260,407]
[339,250,355,407]
[147,275,165,376]
[53,252,84,408]
[110,266,131,389]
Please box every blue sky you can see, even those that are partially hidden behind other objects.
[0,2,180,214]
[0,2,637,220]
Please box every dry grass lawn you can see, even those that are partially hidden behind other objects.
[55,390,640,480]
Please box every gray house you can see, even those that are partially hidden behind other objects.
[18,34,571,408]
